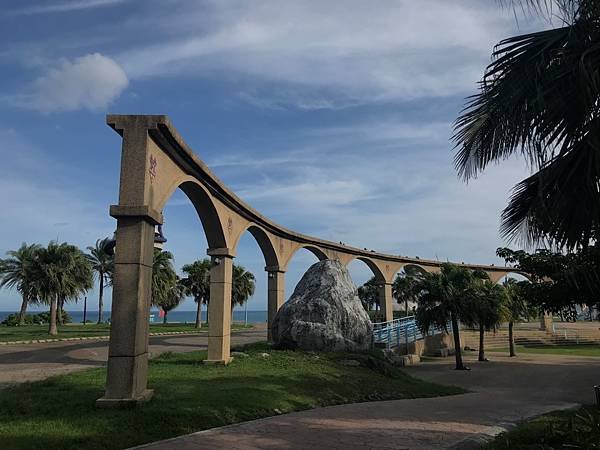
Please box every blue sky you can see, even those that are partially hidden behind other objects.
[0,0,540,312]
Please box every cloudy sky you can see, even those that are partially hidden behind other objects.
[0,0,543,312]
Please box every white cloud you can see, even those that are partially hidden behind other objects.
[4,0,128,16]
[27,53,128,112]
[117,0,523,107]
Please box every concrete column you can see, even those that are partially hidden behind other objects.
[96,212,157,408]
[540,311,553,333]
[379,283,394,322]
[267,270,285,342]
[205,252,233,364]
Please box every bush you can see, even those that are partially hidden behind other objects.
[1,311,72,326]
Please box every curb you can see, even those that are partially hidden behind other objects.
[0,330,209,346]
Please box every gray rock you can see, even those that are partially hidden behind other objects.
[272,260,373,352]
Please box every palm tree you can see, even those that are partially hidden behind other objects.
[158,277,185,324]
[453,0,600,249]
[415,263,485,370]
[181,259,211,328]
[29,242,93,335]
[358,277,380,313]
[502,278,536,357]
[0,243,41,325]
[393,266,424,316]
[151,249,178,321]
[232,264,255,317]
[466,279,506,362]
[86,237,114,324]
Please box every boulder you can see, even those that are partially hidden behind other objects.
[272,260,373,352]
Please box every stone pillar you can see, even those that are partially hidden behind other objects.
[379,283,394,322]
[540,311,553,333]
[205,250,234,364]
[267,269,285,342]
[96,208,161,408]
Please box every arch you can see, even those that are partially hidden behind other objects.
[285,244,328,269]
[345,256,386,283]
[234,223,280,268]
[176,180,227,249]
[491,271,531,284]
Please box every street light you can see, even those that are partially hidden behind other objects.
[106,223,168,256]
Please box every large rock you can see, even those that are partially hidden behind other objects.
[272,260,373,352]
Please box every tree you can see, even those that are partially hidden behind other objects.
[358,277,380,312]
[453,0,600,249]
[392,266,424,316]
[0,243,41,325]
[502,278,537,357]
[151,249,178,321]
[415,263,486,370]
[181,259,211,328]
[466,279,506,362]
[232,264,255,311]
[86,237,114,324]
[29,242,92,335]
[159,277,186,324]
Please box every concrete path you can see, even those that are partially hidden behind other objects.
[136,352,600,450]
[0,326,266,385]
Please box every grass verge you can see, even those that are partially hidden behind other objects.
[485,406,600,449]
[0,323,251,343]
[0,342,463,450]
[488,345,600,357]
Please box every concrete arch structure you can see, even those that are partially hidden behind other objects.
[98,115,516,406]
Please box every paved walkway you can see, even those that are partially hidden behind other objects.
[0,326,266,385]
[137,352,600,450]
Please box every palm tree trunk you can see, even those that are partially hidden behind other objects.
[97,272,104,324]
[450,311,465,370]
[49,297,58,336]
[57,299,64,325]
[509,320,516,357]
[195,298,202,329]
[18,297,28,325]
[405,299,409,316]
[478,323,486,362]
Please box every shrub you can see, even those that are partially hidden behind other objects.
[1,311,72,326]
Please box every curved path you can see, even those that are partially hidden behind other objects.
[0,326,266,386]
[136,352,600,450]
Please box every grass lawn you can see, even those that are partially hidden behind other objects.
[488,344,600,357]
[0,342,464,450]
[485,406,600,449]
[0,323,251,343]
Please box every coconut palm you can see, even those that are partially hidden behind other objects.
[29,242,93,335]
[151,249,178,317]
[453,0,600,249]
[393,266,424,316]
[158,277,186,324]
[232,264,255,310]
[415,263,486,370]
[181,259,211,328]
[0,243,41,325]
[86,237,114,324]
[502,278,536,356]
[466,279,506,362]
[358,277,380,312]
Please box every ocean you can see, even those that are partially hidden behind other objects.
[0,310,268,325]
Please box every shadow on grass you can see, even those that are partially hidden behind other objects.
[0,344,464,450]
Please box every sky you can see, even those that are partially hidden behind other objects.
[0,0,543,313]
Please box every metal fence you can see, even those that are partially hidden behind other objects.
[372,315,447,350]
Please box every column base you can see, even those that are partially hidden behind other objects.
[202,357,233,365]
[95,389,154,409]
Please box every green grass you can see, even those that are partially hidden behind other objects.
[0,343,464,450]
[0,323,251,343]
[488,344,600,357]
[485,406,600,449]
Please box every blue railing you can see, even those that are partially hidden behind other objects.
[372,315,447,349]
